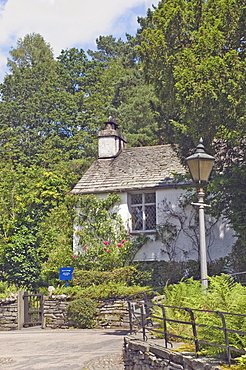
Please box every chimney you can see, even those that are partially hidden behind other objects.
[98,117,127,159]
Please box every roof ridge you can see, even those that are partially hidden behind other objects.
[123,144,172,150]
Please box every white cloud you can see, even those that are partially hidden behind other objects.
[0,0,159,81]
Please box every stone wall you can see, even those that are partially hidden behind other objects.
[97,299,129,328]
[0,294,130,330]
[43,295,70,329]
[43,296,129,329]
[123,337,222,370]
[0,296,18,331]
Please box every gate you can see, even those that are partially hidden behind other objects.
[23,291,43,327]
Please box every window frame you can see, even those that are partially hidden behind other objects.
[129,192,156,233]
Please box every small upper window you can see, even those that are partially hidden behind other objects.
[130,193,156,232]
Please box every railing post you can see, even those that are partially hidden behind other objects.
[161,305,169,348]
[185,308,199,356]
[216,311,231,365]
[140,304,147,341]
[127,301,133,334]
[40,293,44,329]
[23,291,29,327]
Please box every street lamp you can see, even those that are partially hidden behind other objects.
[186,138,215,289]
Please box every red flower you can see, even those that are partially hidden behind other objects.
[129,235,133,238]
[83,245,87,250]
[103,247,107,250]
[117,243,123,248]
[106,250,111,253]
[121,239,126,243]
[72,255,77,259]
[104,241,109,245]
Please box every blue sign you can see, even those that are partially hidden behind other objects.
[59,267,74,281]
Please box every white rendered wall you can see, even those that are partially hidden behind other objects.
[73,189,236,262]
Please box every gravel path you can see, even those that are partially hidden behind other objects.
[82,352,124,369]
[0,328,127,369]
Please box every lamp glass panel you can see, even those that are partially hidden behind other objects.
[187,158,214,182]
[187,158,200,181]
[199,159,214,181]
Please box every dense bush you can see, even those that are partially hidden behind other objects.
[55,281,150,300]
[75,282,149,300]
[73,266,151,288]
[134,258,230,287]
[0,281,18,300]
[67,297,97,328]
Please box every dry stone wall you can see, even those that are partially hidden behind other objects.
[43,296,129,329]
[97,299,129,328]
[43,295,70,329]
[0,294,130,330]
[0,297,18,331]
[123,337,223,370]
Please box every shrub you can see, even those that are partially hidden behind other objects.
[53,280,150,300]
[75,281,150,300]
[0,281,18,300]
[67,297,97,328]
[73,266,151,288]
[133,259,230,287]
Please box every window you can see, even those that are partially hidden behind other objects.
[130,193,156,232]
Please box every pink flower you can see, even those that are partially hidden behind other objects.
[83,245,87,250]
[104,241,109,245]
[129,235,133,238]
[121,239,126,243]
[103,247,107,250]
[72,255,77,259]
[106,250,111,253]
[117,243,123,248]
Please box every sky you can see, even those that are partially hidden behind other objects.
[0,0,159,82]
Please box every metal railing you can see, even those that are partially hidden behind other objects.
[127,292,246,366]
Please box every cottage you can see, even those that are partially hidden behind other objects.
[71,118,236,262]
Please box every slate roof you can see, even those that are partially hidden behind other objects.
[70,145,188,194]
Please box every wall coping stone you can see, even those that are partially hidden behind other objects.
[124,336,223,370]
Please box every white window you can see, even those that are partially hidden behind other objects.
[130,193,156,232]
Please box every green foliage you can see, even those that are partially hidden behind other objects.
[54,281,149,300]
[138,0,246,150]
[0,281,18,300]
[153,276,246,356]
[2,225,40,289]
[235,351,246,367]
[75,282,149,300]
[133,259,229,287]
[73,266,151,288]
[0,162,76,288]
[67,297,97,328]
[74,194,134,271]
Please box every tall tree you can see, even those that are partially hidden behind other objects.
[90,35,165,146]
[0,34,97,168]
[138,0,246,152]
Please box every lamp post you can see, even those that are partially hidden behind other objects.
[186,138,215,289]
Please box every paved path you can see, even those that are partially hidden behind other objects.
[0,327,127,369]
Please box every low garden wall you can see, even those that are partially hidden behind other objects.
[0,294,130,330]
[0,296,18,331]
[96,299,129,328]
[123,337,222,370]
[43,295,70,329]
[43,295,129,329]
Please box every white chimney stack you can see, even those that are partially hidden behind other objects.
[98,117,127,159]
